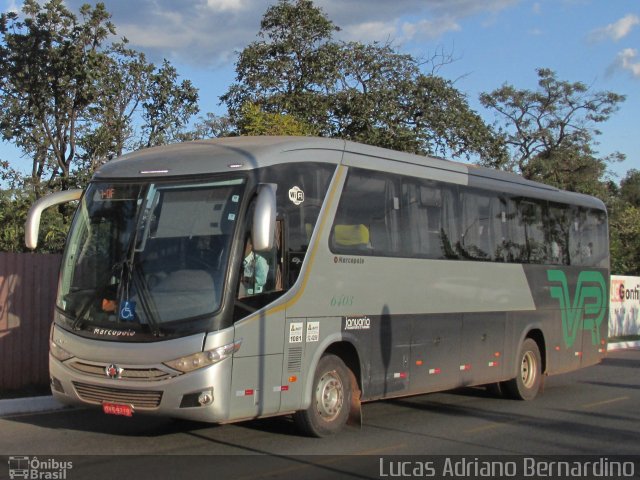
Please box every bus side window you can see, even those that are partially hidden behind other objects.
[546,204,569,265]
[331,168,397,256]
[569,207,605,267]
[401,180,443,258]
[458,190,492,260]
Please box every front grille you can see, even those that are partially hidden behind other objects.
[68,360,177,381]
[72,382,163,409]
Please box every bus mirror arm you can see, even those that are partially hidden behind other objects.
[252,183,277,252]
[25,189,83,250]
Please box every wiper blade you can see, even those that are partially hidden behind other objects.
[131,266,162,337]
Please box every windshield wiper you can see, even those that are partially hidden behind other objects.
[130,265,162,337]
[115,185,162,336]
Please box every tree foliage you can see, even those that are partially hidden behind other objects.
[0,0,199,252]
[139,60,199,149]
[0,0,199,192]
[609,203,640,276]
[609,170,640,275]
[238,102,317,136]
[0,0,115,188]
[479,68,625,189]
[222,0,505,162]
[619,169,640,207]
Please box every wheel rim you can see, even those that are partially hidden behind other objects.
[315,369,344,421]
[520,350,537,388]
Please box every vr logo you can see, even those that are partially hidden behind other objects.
[547,270,607,348]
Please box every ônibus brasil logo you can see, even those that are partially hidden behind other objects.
[547,270,607,348]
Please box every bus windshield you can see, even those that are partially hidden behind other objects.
[56,178,245,338]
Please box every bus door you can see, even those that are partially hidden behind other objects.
[409,314,462,393]
[229,186,287,419]
[230,313,285,419]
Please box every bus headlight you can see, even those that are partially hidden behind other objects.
[164,340,241,373]
[50,341,74,362]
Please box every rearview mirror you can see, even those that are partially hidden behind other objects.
[25,189,83,249]
[252,184,277,252]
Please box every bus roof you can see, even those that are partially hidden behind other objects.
[92,136,605,211]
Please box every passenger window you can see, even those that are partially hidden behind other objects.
[331,169,400,256]
[513,199,546,263]
[458,190,495,261]
[546,204,570,265]
[401,180,444,258]
[569,207,606,267]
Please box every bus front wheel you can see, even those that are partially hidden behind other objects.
[294,354,352,437]
[501,338,542,401]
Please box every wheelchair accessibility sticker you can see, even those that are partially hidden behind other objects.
[119,301,137,321]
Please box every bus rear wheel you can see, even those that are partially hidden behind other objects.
[501,338,542,401]
[294,354,352,437]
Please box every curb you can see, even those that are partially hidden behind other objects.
[0,395,67,417]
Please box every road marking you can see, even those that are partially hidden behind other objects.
[580,396,629,409]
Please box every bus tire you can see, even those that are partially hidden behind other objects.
[501,338,542,401]
[294,354,352,437]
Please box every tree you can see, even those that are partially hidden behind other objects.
[79,42,153,172]
[238,102,317,136]
[609,169,640,275]
[0,1,200,253]
[179,113,235,141]
[479,68,625,192]
[0,1,200,191]
[222,0,505,163]
[609,203,640,275]
[139,60,199,149]
[0,0,116,190]
[619,169,640,207]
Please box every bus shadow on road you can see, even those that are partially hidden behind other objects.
[3,407,218,437]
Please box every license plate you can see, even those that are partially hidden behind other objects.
[102,402,134,417]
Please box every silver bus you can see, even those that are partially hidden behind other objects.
[26,137,609,436]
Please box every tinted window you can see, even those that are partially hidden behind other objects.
[331,169,401,256]
[259,163,335,286]
[331,167,608,267]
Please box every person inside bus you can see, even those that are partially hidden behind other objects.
[240,235,268,297]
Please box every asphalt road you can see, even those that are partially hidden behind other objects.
[1,349,638,480]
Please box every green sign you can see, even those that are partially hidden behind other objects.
[547,270,607,348]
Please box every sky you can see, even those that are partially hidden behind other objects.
[0,0,638,182]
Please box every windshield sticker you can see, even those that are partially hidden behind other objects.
[306,321,320,342]
[232,195,240,203]
[288,186,304,205]
[119,300,137,321]
[228,213,236,221]
[289,322,303,343]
